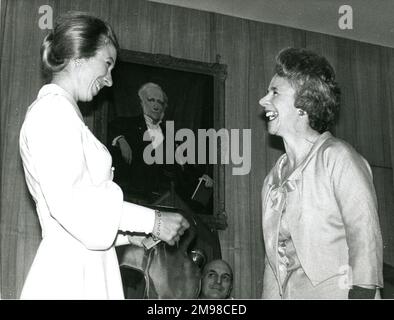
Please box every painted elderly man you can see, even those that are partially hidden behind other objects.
[108,82,170,202]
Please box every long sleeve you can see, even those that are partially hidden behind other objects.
[23,95,154,251]
[330,146,383,287]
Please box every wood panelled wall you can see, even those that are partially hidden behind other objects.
[1,0,394,298]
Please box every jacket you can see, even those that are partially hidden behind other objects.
[262,132,383,296]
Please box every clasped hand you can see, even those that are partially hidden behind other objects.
[153,211,190,246]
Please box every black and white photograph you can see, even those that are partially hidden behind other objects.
[0,0,394,306]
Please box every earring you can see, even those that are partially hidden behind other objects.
[298,109,306,116]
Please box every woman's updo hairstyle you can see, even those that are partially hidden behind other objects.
[41,11,119,79]
[274,48,340,133]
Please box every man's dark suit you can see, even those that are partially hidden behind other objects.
[108,114,170,202]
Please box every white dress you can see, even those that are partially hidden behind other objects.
[19,84,155,299]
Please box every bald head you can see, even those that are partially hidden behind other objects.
[200,259,233,299]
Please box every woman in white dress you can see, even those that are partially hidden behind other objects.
[19,12,189,299]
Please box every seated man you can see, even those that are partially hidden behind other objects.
[199,259,233,299]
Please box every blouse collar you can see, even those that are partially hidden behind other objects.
[275,131,333,182]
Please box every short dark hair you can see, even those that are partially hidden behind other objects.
[41,11,119,79]
[275,47,340,133]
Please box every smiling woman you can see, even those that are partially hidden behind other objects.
[260,75,299,137]
[50,44,117,102]
[71,45,117,101]
[18,11,189,299]
[41,13,118,102]
[259,48,383,300]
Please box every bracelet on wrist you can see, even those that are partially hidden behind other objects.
[152,210,162,241]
